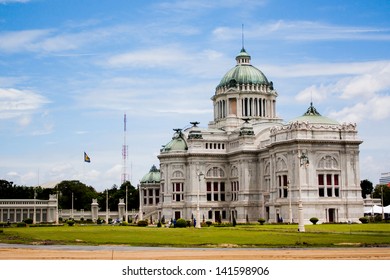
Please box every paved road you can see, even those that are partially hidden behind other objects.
[1,243,389,260]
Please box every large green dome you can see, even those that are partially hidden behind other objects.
[217,48,269,88]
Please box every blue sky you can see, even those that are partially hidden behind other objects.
[1,0,389,191]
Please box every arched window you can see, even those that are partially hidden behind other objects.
[230,166,239,201]
[172,170,184,178]
[206,167,225,178]
[206,167,226,202]
[317,155,340,198]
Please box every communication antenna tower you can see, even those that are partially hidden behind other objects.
[122,113,128,184]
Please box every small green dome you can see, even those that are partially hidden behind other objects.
[140,165,160,183]
[161,129,188,152]
[217,48,269,88]
[289,103,339,125]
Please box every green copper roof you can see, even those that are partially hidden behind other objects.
[289,103,339,125]
[218,65,269,88]
[140,165,160,183]
[161,129,188,152]
[217,48,269,88]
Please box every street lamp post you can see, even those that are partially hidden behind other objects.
[125,184,128,223]
[71,192,74,219]
[381,186,385,220]
[196,171,204,229]
[287,180,292,224]
[106,189,109,224]
[298,152,309,232]
[33,188,36,224]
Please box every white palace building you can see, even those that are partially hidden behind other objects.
[139,47,364,226]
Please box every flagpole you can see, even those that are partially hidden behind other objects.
[106,189,109,224]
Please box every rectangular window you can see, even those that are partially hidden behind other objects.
[318,174,324,185]
[283,188,288,198]
[207,182,211,192]
[326,174,332,185]
[149,198,153,205]
[327,187,332,197]
[335,188,339,197]
[319,188,325,197]
[172,182,184,202]
[207,193,212,201]
[334,175,339,185]
[283,175,288,186]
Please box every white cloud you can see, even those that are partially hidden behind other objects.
[0,26,132,54]
[213,21,390,42]
[0,30,52,53]
[329,95,390,123]
[0,88,50,122]
[106,47,189,69]
[0,0,30,3]
[266,61,390,78]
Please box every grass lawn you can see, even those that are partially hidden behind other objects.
[1,223,390,248]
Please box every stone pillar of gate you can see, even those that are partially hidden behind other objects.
[118,199,125,221]
[91,199,99,222]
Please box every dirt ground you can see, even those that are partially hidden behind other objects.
[1,246,389,260]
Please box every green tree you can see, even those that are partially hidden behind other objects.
[55,180,98,210]
[360,179,374,198]
[373,184,390,206]
[120,181,139,211]
[97,181,139,211]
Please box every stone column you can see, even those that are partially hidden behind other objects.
[118,198,125,221]
[91,199,99,222]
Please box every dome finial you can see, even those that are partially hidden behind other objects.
[303,102,321,116]
[241,23,245,51]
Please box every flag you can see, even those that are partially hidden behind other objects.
[84,152,91,163]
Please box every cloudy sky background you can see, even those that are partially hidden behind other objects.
[1,0,389,191]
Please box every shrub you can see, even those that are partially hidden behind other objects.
[205,221,213,227]
[214,223,233,227]
[67,220,75,226]
[359,217,369,224]
[17,222,27,227]
[232,217,237,227]
[258,218,266,225]
[157,221,162,227]
[175,218,187,228]
[374,215,383,222]
[137,220,148,227]
[24,218,33,225]
[310,217,319,225]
